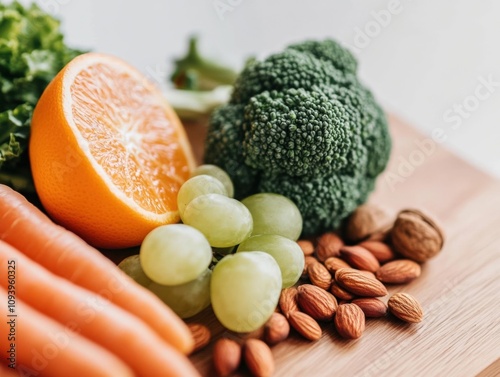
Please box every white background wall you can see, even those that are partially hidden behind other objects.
[28,0,500,178]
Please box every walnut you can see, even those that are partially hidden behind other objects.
[390,209,444,262]
[344,204,391,242]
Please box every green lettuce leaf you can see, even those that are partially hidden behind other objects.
[0,103,31,166]
[0,1,84,193]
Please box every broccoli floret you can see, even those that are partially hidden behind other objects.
[287,39,358,74]
[242,87,361,176]
[231,48,355,104]
[204,104,260,198]
[356,88,392,178]
[319,84,390,178]
[204,39,391,236]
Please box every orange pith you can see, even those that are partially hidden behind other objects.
[30,53,195,249]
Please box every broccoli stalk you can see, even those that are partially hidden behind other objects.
[164,85,232,122]
[167,36,238,121]
[171,36,238,91]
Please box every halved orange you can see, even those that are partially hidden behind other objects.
[30,53,195,249]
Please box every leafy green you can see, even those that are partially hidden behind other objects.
[0,1,83,192]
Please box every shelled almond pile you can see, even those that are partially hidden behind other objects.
[189,204,445,377]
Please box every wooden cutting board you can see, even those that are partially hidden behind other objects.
[111,116,500,377]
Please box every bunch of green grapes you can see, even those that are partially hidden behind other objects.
[119,165,305,332]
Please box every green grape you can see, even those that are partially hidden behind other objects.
[241,193,303,240]
[192,164,234,198]
[211,252,282,332]
[182,193,253,248]
[237,234,304,288]
[147,269,211,319]
[177,175,227,218]
[117,254,152,287]
[140,224,212,285]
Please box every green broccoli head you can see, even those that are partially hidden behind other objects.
[287,39,358,74]
[231,48,355,104]
[204,39,391,236]
[242,87,361,176]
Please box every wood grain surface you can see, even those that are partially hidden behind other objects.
[182,116,500,377]
[110,116,500,377]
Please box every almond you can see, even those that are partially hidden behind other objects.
[340,245,380,272]
[329,280,356,301]
[297,284,337,321]
[264,312,290,345]
[316,232,343,261]
[334,304,365,339]
[359,241,396,263]
[323,257,351,274]
[297,239,315,256]
[335,268,388,297]
[244,339,275,377]
[287,311,322,341]
[358,270,377,280]
[302,255,318,279]
[213,338,241,377]
[187,323,211,353]
[376,259,421,284]
[352,298,387,318]
[308,261,332,290]
[279,287,299,316]
[388,293,424,323]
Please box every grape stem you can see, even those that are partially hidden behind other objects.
[210,248,235,269]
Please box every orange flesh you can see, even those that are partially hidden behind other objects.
[70,63,190,213]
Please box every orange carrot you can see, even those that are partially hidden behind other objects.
[0,286,134,377]
[0,240,200,377]
[0,184,194,354]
